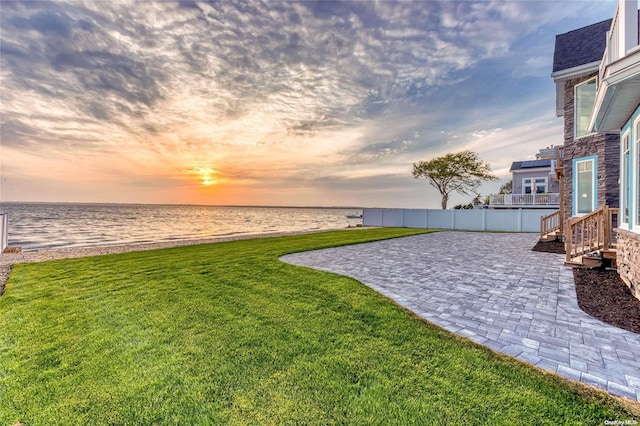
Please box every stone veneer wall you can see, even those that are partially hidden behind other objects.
[561,74,620,225]
[616,228,640,300]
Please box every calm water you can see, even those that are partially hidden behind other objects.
[0,203,363,251]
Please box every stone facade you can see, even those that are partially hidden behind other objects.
[561,73,620,225]
[616,228,640,300]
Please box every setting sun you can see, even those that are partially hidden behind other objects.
[194,167,223,187]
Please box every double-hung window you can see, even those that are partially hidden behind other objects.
[573,156,597,215]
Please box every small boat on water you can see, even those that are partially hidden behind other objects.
[346,213,362,219]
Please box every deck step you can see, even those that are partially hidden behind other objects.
[564,254,604,269]
[582,256,603,268]
[540,231,560,242]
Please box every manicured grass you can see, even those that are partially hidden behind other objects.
[0,228,637,424]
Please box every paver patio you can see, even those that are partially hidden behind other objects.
[281,231,640,401]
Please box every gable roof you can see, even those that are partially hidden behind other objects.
[510,159,552,172]
[552,18,612,73]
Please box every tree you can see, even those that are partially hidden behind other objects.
[412,150,498,209]
[498,181,512,194]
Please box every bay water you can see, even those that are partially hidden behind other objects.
[0,203,363,251]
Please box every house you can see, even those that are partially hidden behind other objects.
[551,16,620,227]
[488,146,562,208]
[549,0,640,301]
[549,14,621,264]
[588,0,640,299]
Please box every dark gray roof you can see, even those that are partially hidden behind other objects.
[552,19,612,73]
[510,159,552,172]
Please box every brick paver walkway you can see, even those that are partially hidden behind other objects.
[281,231,640,401]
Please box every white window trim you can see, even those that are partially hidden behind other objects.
[522,177,533,195]
[633,116,640,233]
[621,129,631,228]
[534,177,548,193]
[522,177,548,193]
[573,156,598,216]
[574,77,598,140]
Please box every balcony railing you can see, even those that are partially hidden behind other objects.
[489,193,560,207]
[599,0,640,82]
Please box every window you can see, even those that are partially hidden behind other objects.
[575,78,597,138]
[523,177,548,195]
[622,132,630,225]
[636,119,640,229]
[573,157,597,215]
[636,137,640,228]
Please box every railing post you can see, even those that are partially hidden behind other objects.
[565,218,572,263]
[603,206,611,250]
[540,215,545,237]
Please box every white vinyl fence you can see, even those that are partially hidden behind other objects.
[363,208,558,233]
[0,213,7,252]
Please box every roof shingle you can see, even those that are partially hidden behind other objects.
[552,19,612,73]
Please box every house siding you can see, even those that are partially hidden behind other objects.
[561,74,620,224]
[617,228,640,300]
[616,105,640,302]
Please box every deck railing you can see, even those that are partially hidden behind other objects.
[540,210,562,240]
[565,206,619,263]
[599,0,640,82]
[489,193,560,207]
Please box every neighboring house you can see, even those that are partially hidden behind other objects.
[488,146,562,208]
[588,0,640,299]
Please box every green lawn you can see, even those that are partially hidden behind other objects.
[0,228,637,425]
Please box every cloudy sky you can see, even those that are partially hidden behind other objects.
[0,0,616,208]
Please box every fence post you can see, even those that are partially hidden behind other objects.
[0,213,7,252]
[518,209,523,232]
[452,210,456,230]
[482,208,487,231]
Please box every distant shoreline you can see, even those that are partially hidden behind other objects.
[0,201,365,210]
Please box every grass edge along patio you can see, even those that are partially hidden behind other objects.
[1,229,638,424]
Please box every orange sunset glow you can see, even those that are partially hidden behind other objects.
[0,1,616,208]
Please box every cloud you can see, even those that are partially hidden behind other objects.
[0,0,618,206]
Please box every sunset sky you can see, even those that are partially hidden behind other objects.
[0,0,617,208]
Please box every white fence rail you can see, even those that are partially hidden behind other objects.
[363,208,558,233]
[488,193,560,207]
[0,213,7,252]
